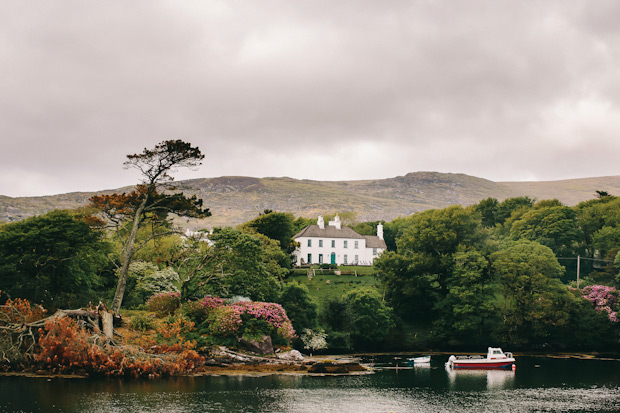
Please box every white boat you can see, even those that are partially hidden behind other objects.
[407,356,431,364]
[445,347,515,369]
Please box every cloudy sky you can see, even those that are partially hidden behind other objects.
[1,0,620,197]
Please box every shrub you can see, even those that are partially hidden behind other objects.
[134,315,199,354]
[0,293,47,323]
[182,296,226,327]
[129,313,154,332]
[207,300,296,344]
[146,292,181,316]
[35,317,204,377]
[582,285,619,322]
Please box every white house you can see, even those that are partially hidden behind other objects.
[292,215,387,266]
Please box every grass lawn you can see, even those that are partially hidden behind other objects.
[285,270,384,304]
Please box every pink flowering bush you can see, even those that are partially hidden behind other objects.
[206,299,296,344]
[582,285,619,323]
[200,296,226,312]
[146,292,181,316]
[181,296,226,325]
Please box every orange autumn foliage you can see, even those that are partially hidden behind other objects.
[35,317,204,378]
[132,316,198,354]
[0,292,47,323]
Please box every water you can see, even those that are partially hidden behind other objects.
[1,355,620,412]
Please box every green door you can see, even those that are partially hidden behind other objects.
[331,252,336,265]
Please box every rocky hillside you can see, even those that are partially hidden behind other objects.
[2,172,620,228]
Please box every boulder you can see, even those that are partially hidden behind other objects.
[308,361,367,374]
[238,335,274,355]
[278,350,304,361]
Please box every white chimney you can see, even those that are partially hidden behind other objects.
[318,215,325,229]
[328,214,342,230]
[377,222,384,240]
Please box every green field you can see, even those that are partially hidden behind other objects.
[285,266,383,303]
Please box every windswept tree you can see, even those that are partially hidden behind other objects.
[90,140,210,314]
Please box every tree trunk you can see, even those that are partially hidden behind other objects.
[111,195,149,315]
[101,312,114,339]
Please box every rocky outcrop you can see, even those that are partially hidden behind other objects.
[277,350,304,361]
[237,336,274,355]
[308,361,367,374]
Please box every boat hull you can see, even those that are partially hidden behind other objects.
[408,356,431,363]
[452,359,515,369]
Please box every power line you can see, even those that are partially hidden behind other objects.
[555,256,615,288]
[556,256,614,263]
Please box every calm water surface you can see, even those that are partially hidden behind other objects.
[1,355,619,412]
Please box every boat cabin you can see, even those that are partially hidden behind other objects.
[487,347,512,360]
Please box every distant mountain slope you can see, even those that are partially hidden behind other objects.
[2,172,619,227]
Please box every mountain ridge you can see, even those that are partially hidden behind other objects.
[2,172,620,227]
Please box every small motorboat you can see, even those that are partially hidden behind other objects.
[445,347,515,369]
[407,356,431,364]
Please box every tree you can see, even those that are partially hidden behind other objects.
[375,206,485,318]
[434,248,496,345]
[178,227,284,302]
[277,282,318,334]
[375,250,442,317]
[474,197,500,228]
[397,206,485,256]
[90,140,210,314]
[300,328,328,354]
[490,241,572,346]
[0,210,109,309]
[292,217,316,234]
[319,298,354,351]
[120,261,180,308]
[343,288,395,349]
[509,202,583,258]
[495,196,535,226]
[240,211,296,255]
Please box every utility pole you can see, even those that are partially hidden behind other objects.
[576,255,580,289]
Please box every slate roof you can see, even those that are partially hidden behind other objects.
[293,225,365,239]
[363,235,387,249]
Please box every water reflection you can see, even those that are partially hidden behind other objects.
[445,366,515,390]
[2,356,620,412]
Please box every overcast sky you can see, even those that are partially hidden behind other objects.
[1,0,620,197]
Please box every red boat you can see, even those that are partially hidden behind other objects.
[446,347,515,369]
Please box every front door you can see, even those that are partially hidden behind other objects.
[331,252,336,265]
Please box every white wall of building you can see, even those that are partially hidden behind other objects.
[295,236,377,266]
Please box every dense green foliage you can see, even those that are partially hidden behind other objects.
[240,211,296,256]
[0,210,109,309]
[277,282,318,334]
[373,196,620,350]
[4,190,620,353]
[179,227,285,303]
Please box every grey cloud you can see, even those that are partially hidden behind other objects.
[1,0,619,196]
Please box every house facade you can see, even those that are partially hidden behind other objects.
[292,215,387,266]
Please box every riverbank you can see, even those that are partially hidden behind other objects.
[0,347,370,379]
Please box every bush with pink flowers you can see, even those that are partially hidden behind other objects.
[582,285,619,323]
[202,298,295,345]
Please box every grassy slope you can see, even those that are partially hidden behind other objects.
[286,271,382,303]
